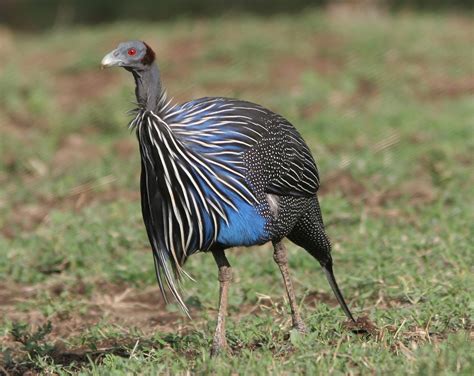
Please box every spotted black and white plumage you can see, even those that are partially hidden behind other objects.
[101,41,354,321]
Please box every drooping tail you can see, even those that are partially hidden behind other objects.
[323,259,356,322]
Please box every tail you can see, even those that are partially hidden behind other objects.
[323,259,356,322]
[151,249,191,318]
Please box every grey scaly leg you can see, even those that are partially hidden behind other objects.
[210,249,232,356]
[273,241,307,333]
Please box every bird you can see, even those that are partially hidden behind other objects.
[101,40,356,356]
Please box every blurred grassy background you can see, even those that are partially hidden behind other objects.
[1,0,471,30]
[0,1,473,374]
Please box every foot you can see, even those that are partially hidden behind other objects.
[292,318,308,334]
[210,335,228,357]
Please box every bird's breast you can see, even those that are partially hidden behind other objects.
[215,198,269,247]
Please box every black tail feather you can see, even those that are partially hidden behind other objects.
[323,261,356,322]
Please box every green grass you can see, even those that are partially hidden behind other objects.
[1,8,473,375]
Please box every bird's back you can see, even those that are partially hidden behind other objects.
[163,97,320,199]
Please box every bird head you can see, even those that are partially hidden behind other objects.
[101,41,155,71]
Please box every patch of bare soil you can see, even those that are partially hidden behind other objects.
[166,33,345,103]
[1,278,468,374]
[0,133,140,238]
[235,290,350,333]
[423,76,474,100]
[52,134,104,173]
[0,103,49,131]
[304,290,340,308]
[367,179,437,207]
[54,69,122,111]
[327,76,379,111]
[1,204,50,239]
[87,281,181,330]
[326,1,387,21]
[23,49,74,74]
[2,186,139,239]
[271,51,344,89]
[0,27,14,69]
[0,280,186,373]
[350,77,378,105]
[0,280,184,338]
[455,152,473,167]
[270,49,344,118]
[161,36,204,83]
[344,315,378,336]
[300,102,323,119]
[320,170,438,221]
[113,137,137,158]
[320,170,367,199]
[165,36,204,65]
[2,339,140,375]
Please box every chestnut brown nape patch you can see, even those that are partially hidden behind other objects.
[141,42,156,65]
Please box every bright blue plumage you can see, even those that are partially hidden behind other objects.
[217,195,267,246]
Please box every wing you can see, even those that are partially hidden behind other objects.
[264,115,320,197]
[164,97,320,198]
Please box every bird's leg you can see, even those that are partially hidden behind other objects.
[273,241,307,333]
[210,249,232,356]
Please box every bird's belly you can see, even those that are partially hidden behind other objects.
[216,202,269,247]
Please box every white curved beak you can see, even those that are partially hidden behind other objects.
[101,50,121,69]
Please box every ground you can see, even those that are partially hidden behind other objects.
[0,8,473,375]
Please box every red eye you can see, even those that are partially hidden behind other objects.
[127,48,137,56]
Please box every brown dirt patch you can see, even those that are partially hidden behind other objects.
[1,182,139,239]
[113,137,137,158]
[455,152,473,167]
[54,69,122,111]
[165,36,203,64]
[326,1,387,20]
[328,77,379,110]
[0,280,183,374]
[0,133,140,238]
[304,290,339,308]
[367,179,437,208]
[271,53,344,89]
[0,280,183,337]
[161,35,204,83]
[350,77,378,105]
[423,76,474,100]
[87,282,181,330]
[52,134,104,173]
[319,169,438,223]
[23,48,74,74]
[0,282,36,308]
[344,315,379,336]
[1,203,50,238]
[271,57,310,87]
[0,105,49,131]
[300,102,323,119]
[0,27,14,69]
[320,170,367,199]
[1,278,467,373]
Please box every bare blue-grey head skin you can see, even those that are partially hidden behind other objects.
[101,41,161,111]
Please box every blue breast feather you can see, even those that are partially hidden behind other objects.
[216,191,268,247]
[164,97,270,247]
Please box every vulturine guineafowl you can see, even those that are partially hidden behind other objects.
[101,41,356,355]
